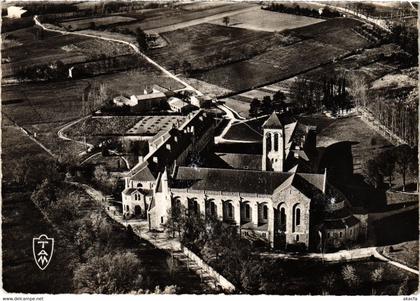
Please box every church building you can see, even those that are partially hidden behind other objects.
[122,110,363,250]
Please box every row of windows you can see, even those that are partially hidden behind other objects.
[179,199,271,221]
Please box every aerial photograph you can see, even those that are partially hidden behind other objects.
[1,0,419,297]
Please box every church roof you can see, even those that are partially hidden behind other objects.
[216,153,262,170]
[172,167,293,195]
[262,112,296,129]
[130,162,157,181]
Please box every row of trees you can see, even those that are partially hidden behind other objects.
[363,144,418,190]
[264,3,341,18]
[366,97,418,147]
[248,74,351,117]
[249,91,287,117]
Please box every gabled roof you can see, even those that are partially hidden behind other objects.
[172,167,293,195]
[262,112,283,129]
[262,112,296,129]
[130,162,157,182]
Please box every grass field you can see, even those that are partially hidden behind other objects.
[192,18,370,92]
[210,9,324,32]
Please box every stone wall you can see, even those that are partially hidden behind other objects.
[181,245,236,292]
[385,190,418,205]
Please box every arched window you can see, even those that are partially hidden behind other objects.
[296,234,299,242]
[273,132,279,151]
[280,207,286,231]
[263,205,268,220]
[245,204,250,219]
[228,203,233,218]
[266,132,272,151]
[292,204,301,232]
[296,208,301,226]
[210,202,216,216]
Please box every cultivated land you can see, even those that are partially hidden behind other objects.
[209,9,324,32]
[60,16,137,31]
[192,18,371,92]
[150,22,287,73]
[112,2,253,33]
[2,26,135,78]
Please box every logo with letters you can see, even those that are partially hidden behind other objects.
[33,234,54,270]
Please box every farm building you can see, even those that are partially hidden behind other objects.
[190,95,212,108]
[122,111,364,251]
[168,97,195,113]
[7,6,27,18]
[113,96,137,107]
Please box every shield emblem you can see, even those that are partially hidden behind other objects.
[33,234,54,270]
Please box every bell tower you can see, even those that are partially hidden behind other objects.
[262,112,285,172]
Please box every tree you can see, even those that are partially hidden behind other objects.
[172,60,180,74]
[261,95,272,114]
[249,98,260,117]
[272,91,286,111]
[348,74,368,108]
[135,27,148,51]
[341,265,360,289]
[375,150,396,188]
[46,191,82,225]
[73,252,144,293]
[31,178,57,209]
[394,144,415,191]
[370,266,384,294]
[182,60,192,76]
[164,199,186,238]
[363,159,383,189]
[222,16,230,27]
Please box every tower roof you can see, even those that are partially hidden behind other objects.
[262,112,295,129]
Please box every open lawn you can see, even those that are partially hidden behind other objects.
[210,9,324,32]
[193,18,371,92]
[317,114,393,174]
[381,240,419,270]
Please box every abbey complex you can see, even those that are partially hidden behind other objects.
[122,110,365,250]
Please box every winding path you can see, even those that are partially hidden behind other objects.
[57,115,94,152]
[34,15,201,96]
